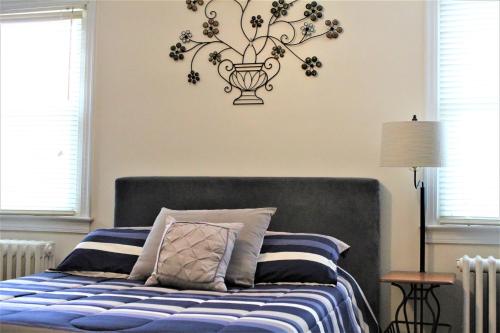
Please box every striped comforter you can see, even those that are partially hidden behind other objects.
[0,268,379,333]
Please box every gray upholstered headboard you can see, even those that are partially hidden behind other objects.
[114,177,380,314]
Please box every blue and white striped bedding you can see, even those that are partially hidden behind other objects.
[256,232,350,285]
[0,269,379,333]
[56,228,151,275]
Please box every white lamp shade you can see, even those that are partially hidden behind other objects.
[380,120,443,167]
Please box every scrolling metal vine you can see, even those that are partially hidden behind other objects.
[169,0,343,105]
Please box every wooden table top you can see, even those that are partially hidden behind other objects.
[380,271,456,285]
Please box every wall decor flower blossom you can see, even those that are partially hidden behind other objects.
[180,30,193,43]
[271,45,285,59]
[300,22,315,36]
[186,0,204,12]
[208,51,222,65]
[170,0,343,105]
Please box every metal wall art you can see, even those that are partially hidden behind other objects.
[169,0,343,105]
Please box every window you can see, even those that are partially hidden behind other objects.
[0,1,93,218]
[432,0,499,225]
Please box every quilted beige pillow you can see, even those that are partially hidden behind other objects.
[145,221,243,291]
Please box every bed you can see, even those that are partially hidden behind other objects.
[0,177,380,333]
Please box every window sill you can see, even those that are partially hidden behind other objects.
[0,215,92,234]
[425,224,500,245]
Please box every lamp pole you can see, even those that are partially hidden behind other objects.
[413,167,426,273]
[412,115,426,273]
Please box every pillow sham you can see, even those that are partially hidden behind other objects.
[130,207,277,287]
[146,221,243,292]
[56,228,150,275]
[128,213,175,280]
[254,231,350,285]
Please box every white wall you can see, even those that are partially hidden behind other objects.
[2,0,499,330]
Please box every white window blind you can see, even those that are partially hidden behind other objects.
[437,0,500,223]
[0,7,88,215]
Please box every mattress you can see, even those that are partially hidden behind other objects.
[0,268,379,333]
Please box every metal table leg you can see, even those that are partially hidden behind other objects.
[392,283,411,333]
[384,283,452,333]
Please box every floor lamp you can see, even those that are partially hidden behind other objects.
[380,115,443,273]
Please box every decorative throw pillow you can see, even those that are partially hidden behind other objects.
[130,207,276,286]
[128,212,175,280]
[254,231,350,285]
[56,228,150,275]
[145,221,243,291]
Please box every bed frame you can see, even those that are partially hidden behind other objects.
[114,177,380,315]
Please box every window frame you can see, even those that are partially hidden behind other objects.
[0,0,95,232]
[425,0,500,244]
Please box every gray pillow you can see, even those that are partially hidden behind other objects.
[145,221,242,291]
[128,210,175,280]
[129,207,276,286]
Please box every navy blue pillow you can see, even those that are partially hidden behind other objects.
[56,228,150,274]
[255,231,350,285]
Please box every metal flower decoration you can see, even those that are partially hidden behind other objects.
[301,22,315,36]
[271,45,285,59]
[271,0,291,18]
[208,51,222,65]
[169,43,186,61]
[186,0,204,12]
[169,0,343,105]
[304,1,323,21]
[250,15,264,28]
[187,71,201,84]
[179,30,193,43]
[325,19,343,39]
[202,18,220,38]
[301,56,322,77]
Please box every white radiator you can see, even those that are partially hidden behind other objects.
[0,240,55,280]
[457,255,500,333]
